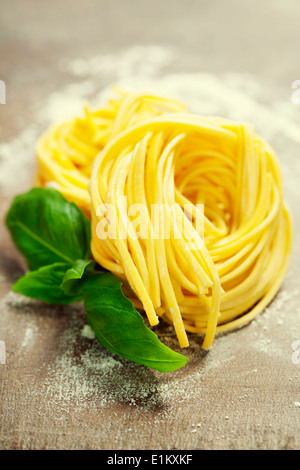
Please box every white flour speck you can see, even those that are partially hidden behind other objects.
[81,324,96,340]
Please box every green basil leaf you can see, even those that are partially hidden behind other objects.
[82,272,189,373]
[12,262,83,304]
[61,259,95,295]
[6,188,189,372]
[6,188,91,270]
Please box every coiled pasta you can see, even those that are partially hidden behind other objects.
[89,113,293,349]
[35,89,186,215]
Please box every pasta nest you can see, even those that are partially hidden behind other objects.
[89,113,292,349]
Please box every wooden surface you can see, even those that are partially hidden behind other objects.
[0,0,300,450]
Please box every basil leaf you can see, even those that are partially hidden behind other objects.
[82,272,189,373]
[61,259,95,295]
[12,262,83,304]
[6,188,189,372]
[6,188,91,270]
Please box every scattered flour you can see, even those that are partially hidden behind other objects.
[81,324,96,340]
[21,325,37,349]
[40,311,205,412]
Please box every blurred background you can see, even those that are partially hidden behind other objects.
[1,0,300,138]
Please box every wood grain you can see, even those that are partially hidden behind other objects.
[0,0,300,450]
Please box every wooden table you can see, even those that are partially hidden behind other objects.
[0,0,300,450]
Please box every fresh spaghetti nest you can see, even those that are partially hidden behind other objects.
[89,112,292,349]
